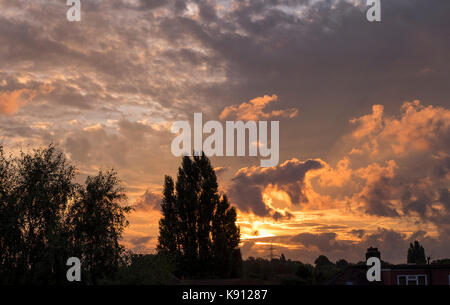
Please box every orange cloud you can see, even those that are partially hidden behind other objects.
[0,85,54,115]
[318,157,352,188]
[382,100,450,154]
[228,158,323,220]
[349,100,450,156]
[350,160,399,217]
[350,104,384,139]
[219,94,298,120]
[134,189,161,211]
[356,159,397,183]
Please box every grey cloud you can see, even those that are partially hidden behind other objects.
[228,159,323,219]
[127,235,155,253]
[291,232,350,252]
[349,229,365,238]
[273,210,294,221]
[156,0,450,160]
[135,189,162,211]
[360,175,400,217]
[62,118,176,190]
[213,166,228,177]
[315,224,348,232]
[130,235,153,247]
[357,228,449,263]
[139,0,169,10]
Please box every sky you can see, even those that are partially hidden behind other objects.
[0,0,449,264]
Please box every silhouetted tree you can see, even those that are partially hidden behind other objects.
[0,145,76,284]
[407,240,426,264]
[432,258,450,265]
[211,194,240,277]
[242,257,273,280]
[157,176,179,257]
[296,262,314,284]
[314,255,340,283]
[314,255,333,268]
[157,154,241,278]
[104,253,177,285]
[0,144,131,284]
[0,146,24,283]
[198,155,219,273]
[68,170,132,284]
[230,248,243,278]
[336,259,349,269]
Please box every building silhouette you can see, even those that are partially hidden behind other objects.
[329,247,450,285]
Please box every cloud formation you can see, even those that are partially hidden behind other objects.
[0,85,53,115]
[346,101,450,229]
[349,101,450,156]
[0,0,449,260]
[291,232,349,252]
[228,158,323,219]
[220,95,298,120]
[234,100,449,259]
[135,189,162,211]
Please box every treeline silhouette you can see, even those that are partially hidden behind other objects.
[1,145,448,285]
[0,146,242,284]
[242,255,343,284]
[102,253,351,285]
[0,145,131,284]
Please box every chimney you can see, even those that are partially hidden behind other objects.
[366,247,381,261]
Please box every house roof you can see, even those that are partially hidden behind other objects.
[327,264,450,285]
[327,265,374,285]
[382,264,450,270]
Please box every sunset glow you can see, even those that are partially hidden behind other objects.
[1,0,449,265]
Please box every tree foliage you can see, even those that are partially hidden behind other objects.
[314,255,333,268]
[104,253,177,285]
[407,240,426,264]
[68,170,132,284]
[157,154,241,278]
[0,144,131,284]
[295,262,315,284]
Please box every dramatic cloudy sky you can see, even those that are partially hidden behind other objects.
[1,0,449,264]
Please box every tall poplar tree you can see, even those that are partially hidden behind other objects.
[157,154,241,278]
[407,240,426,264]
